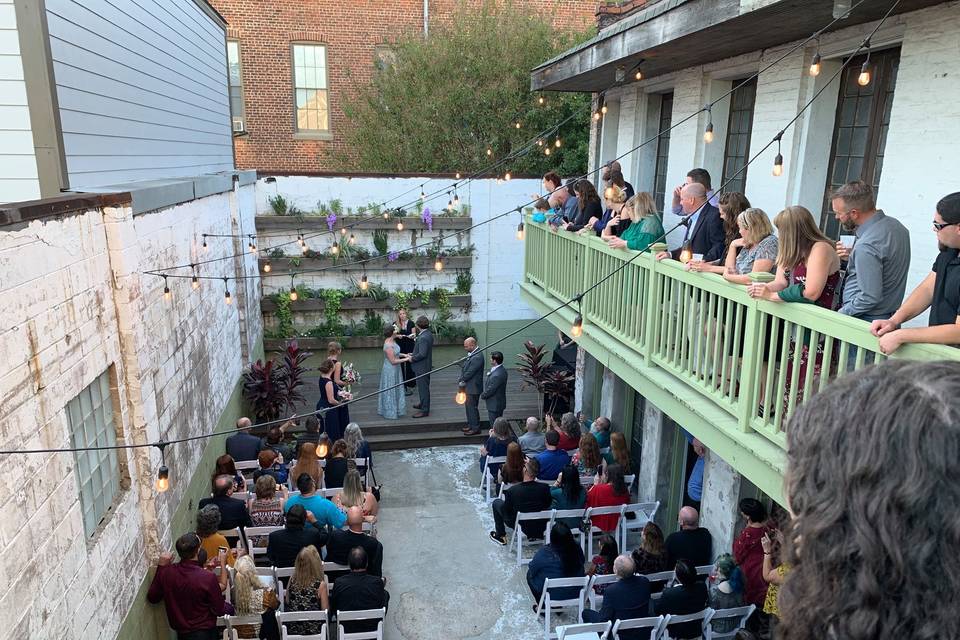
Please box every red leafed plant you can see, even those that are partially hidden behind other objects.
[243,339,312,421]
[516,341,575,419]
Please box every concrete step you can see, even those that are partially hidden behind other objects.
[366,430,488,451]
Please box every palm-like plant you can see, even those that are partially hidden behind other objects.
[516,341,575,419]
[243,340,313,421]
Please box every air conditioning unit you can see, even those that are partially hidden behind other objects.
[232,118,245,133]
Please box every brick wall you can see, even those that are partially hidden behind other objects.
[209,0,598,173]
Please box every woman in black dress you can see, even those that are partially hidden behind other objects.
[395,308,416,395]
[316,358,350,442]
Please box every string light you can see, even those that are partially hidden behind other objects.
[340,227,347,236]
[537,139,544,146]
[397,220,404,231]
[544,147,551,156]
[571,313,583,338]
[223,278,232,305]
[383,210,390,220]
[301,240,309,255]
[262,260,272,273]
[516,208,525,241]
[809,35,822,76]
[434,254,444,271]
[593,111,602,121]
[154,441,169,493]
[349,234,356,245]
[858,43,872,86]
[247,236,256,253]
[704,105,714,143]
[486,148,493,157]
[420,185,426,200]
[297,231,305,248]
[163,275,171,301]
[635,69,643,81]
[554,138,562,148]
[515,122,521,129]
[600,104,608,115]
[772,131,784,177]
[331,243,339,256]
[202,235,208,252]
[538,95,545,105]
[360,273,369,291]
[191,265,200,290]
[504,171,512,181]
[455,382,467,405]
[455,172,461,180]
[289,276,298,301]
[453,193,459,204]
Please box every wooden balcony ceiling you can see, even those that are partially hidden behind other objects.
[531,0,948,92]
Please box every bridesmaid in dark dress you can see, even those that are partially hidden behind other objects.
[327,342,351,426]
[395,308,416,394]
[316,358,350,443]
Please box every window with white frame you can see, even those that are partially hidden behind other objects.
[227,40,245,132]
[67,369,122,537]
[292,43,330,133]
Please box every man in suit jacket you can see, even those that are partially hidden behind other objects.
[330,547,389,635]
[657,183,726,264]
[489,458,552,545]
[459,337,484,435]
[198,475,252,530]
[583,555,652,639]
[325,507,384,577]
[266,504,330,568]
[480,351,508,425]
[410,315,434,418]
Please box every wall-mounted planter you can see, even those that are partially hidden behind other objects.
[259,254,472,274]
[264,334,466,351]
[256,215,473,231]
[261,294,472,313]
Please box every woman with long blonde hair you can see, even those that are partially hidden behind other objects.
[232,555,279,638]
[604,191,665,252]
[333,468,378,521]
[286,545,329,635]
[290,441,323,489]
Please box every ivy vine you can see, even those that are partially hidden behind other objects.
[393,291,410,312]
[322,289,345,332]
[275,292,294,338]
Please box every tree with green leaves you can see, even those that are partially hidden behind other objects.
[333,2,594,177]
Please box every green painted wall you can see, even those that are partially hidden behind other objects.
[116,380,247,640]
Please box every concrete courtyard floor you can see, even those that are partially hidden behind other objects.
[374,445,578,640]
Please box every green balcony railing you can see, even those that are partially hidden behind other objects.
[523,221,960,453]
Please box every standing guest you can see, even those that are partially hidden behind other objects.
[330,547,390,635]
[317,358,351,442]
[555,412,582,451]
[199,475,252,530]
[761,531,788,632]
[266,504,330,569]
[231,555,279,639]
[295,416,322,457]
[733,498,772,612]
[656,183,726,263]
[831,180,910,322]
[538,171,567,211]
[670,168,720,216]
[685,433,705,510]
[527,522,586,605]
[324,439,350,489]
[480,417,515,481]
[252,449,288,486]
[343,422,372,476]
[589,416,612,450]
[561,179,579,223]
[700,208,778,283]
[605,160,635,198]
[225,417,261,462]
[519,417,546,456]
[286,546,329,637]
[327,341,347,390]
[196,505,235,568]
[594,174,633,236]
[213,454,245,493]
[260,424,293,462]
[631,522,671,575]
[248,475,286,547]
[333,469,379,522]
[326,506,384,577]
[377,325,409,420]
[603,432,632,472]
[290,442,323,490]
[550,464,587,531]
[148,533,234,639]
[410,316,434,418]
[665,506,713,567]
[605,192,664,251]
[572,432,604,477]
[284,473,347,529]
[564,179,603,233]
[584,556,652,640]
[394,308,417,395]
[458,337,484,435]
[872,192,960,353]
[498,442,526,485]
[535,430,571,481]
[481,351,508,425]
[709,554,746,633]
[655,559,709,639]
[587,534,619,596]
[489,457,553,546]
[687,194,758,275]
[586,463,631,533]
[533,197,551,224]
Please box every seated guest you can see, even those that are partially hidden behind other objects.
[519,417,546,456]
[267,504,330,569]
[572,432,604,476]
[261,424,294,462]
[550,464,587,531]
[583,555,652,638]
[665,507,713,567]
[285,473,347,529]
[286,546,329,636]
[498,442,526,485]
[527,522,586,604]
[605,192,665,252]
[295,416,322,457]
[631,522,671,575]
[196,505,236,568]
[556,412,582,451]
[655,559,709,639]
[330,547,390,635]
[333,469,379,522]
[587,534,619,596]
[199,474,252,530]
[489,458,552,546]
[326,506,384,577]
[248,475,286,546]
[603,432,632,472]
[324,439,351,489]
[232,555,279,639]
[290,442,324,490]
[535,430,571,481]
[480,417,516,480]
[148,533,234,637]
[213,454,246,493]
[226,416,261,462]
[589,416,611,450]
[344,422,373,474]
[709,554,745,633]
[586,463,631,533]
[252,448,288,486]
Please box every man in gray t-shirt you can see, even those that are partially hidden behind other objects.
[518,417,546,456]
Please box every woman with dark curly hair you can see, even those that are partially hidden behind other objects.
[778,360,960,640]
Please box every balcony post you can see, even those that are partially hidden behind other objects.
[736,272,774,433]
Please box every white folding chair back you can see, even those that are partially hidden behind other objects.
[223,614,264,640]
[585,573,618,610]
[623,475,636,491]
[498,481,517,500]
[704,604,755,640]
[620,501,660,551]
[243,526,283,562]
[235,460,260,472]
[323,561,350,575]
[557,621,612,640]
[611,615,667,640]
[481,455,507,503]
[511,509,554,565]
[662,608,713,640]
[580,475,597,487]
[599,447,610,455]
[536,576,589,640]
[336,607,386,640]
[232,491,251,501]
[643,570,675,600]
[276,609,328,640]
[351,457,370,485]
[218,527,245,550]
[549,508,588,552]
[585,505,626,558]
[321,488,340,498]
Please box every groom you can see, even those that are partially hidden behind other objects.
[410,316,434,418]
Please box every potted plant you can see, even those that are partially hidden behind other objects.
[242,339,312,421]
[516,341,575,420]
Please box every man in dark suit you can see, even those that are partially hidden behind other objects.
[410,316,434,418]
[583,555,652,638]
[657,183,726,264]
[198,475,252,530]
[225,416,261,461]
[330,547,389,635]
[325,507,384,577]
[266,504,330,568]
[480,351,508,425]
[459,337,484,435]
[489,458,552,545]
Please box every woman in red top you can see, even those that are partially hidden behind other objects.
[732,498,771,609]
[556,412,582,451]
[586,463,631,532]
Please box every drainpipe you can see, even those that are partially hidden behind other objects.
[423,0,429,38]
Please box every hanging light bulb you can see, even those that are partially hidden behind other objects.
[297,232,305,248]
[434,255,444,271]
[155,465,170,492]
[704,121,714,144]
[191,266,201,290]
[397,220,404,231]
[263,260,272,273]
[504,171,512,181]
[536,139,543,146]
[383,211,390,220]
[809,52,822,77]
[772,132,784,177]
[858,60,871,86]
[420,186,426,200]
[544,147,551,156]
[554,138,561,148]
[453,193,459,204]
[486,148,493,157]
[516,220,525,241]
[360,274,369,291]
[679,241,693,264]
[316,434,330,458]
[331,244,339,256]
[593,111,602,121]
[601,104,608,115]
[538,95,545,105]
[455,172,461,180]
[455,382,467,405]
[635,69,643,81]
[447,199,453,211]
[340,227,347,236]
[163,276,171,301]
[223,278,232,305]
[515,122,521,129]
[289,283,298,301]
[571,313,583,338]
[202,235,208,252]
[248,236,256,253]
[349,234,356,245]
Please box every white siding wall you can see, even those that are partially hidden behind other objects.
[45,0,234,190]
[0,0,40,204]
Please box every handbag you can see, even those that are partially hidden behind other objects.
[368,464,382,502]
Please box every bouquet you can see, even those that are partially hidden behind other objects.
[342,362,362,393]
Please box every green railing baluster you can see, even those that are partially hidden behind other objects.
[737,301,763,432]
[802,330,821,402]
[837,341,850,379]
[773,321,793,434]
[819,336,836,393]
[762,316,781,431]
[785,325,805,425]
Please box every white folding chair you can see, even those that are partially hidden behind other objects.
[536,576,589,640]
[549,509,588,553]
[276,610,328,640]
[223,614,264,640]
[336,607,386,640]
[585,573,619,610]
[662,609,713,640]
[321,488,340,498]
[274,566,295,586]
[611,615,668,640]
[703,604,755,640]
[218,527,245,550]
[643,570,675,601]
[498,481,518,500]
[584,505,626,559]
[619,501,659,551]
[580,475,597,488]
[351,457,370,486]
[511,509,554,565]
[623,475,636,491]
[244,526,283,563]
[323,561,351,577]
[557,621,612,639]
[235,460,260,473]
[480,455,507,503]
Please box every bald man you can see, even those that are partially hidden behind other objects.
[664,506,713,567]
[656,181,726,264]
[198,474,252,530]
[325,506,384,577]
[459,337,484,435]
[225,415,261,461]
